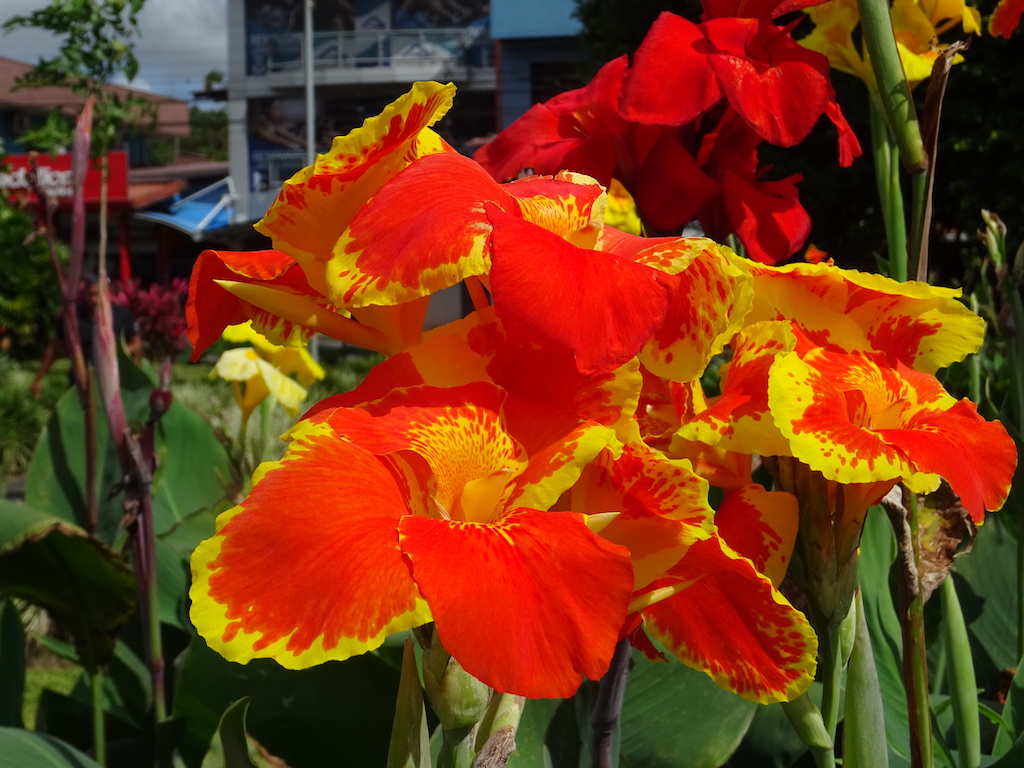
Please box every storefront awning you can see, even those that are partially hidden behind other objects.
[135,177,237,241]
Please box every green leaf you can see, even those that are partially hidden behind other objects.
[213,698,259,768]
[618,651,757,768]
[504,698,561,767]
[0,599,26,727]
[0,727,103,767]
[992,656,1024,756]
[0,500,136,671]
[859,506,912,767]
[954,516,1019,681]
[27,384,232,548]
[173,636,401,768]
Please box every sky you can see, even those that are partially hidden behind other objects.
[1,0,229,103]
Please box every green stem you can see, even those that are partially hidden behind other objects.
[259,397,273,464]
[437,727,477,768]
[941,577,980,768]
[869,97,908,281]
[819,622,844,742]
[781,693,836,768]
[91,668,106,766]
[857,0,928,172]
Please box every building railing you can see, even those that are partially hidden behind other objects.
[247,28,493,75]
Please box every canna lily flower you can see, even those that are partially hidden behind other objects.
[743,259,985,374]
[802,0,982,88]
[576,439,817,703]
[191,378,637,700]
[474,56,815,263]
[621,8,861,166]
[211,322,325,425]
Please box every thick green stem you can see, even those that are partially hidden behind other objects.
[857,0,928,172]
[869,98,908,280]
[437,727,477,768]
[941,577,980,768]
[781,693,835,768]
[91,668,106,766]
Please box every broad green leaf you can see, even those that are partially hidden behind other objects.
[505,698,561,767]
[173,635,401,768]
[0,727,102,768]
[26,384,232,547]
[0,500,135,671]
[618,651,757,768]
[0,599,26,727]
[953,516,1019,680]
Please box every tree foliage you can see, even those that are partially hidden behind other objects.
[2,0,150,157]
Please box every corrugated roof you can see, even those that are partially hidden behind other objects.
[0,56,190,138]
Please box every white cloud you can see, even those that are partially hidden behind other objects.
[2,0,228,102]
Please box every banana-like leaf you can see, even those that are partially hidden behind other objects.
[0,500,135,671]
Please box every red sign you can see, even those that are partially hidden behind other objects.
[1,151,130,206]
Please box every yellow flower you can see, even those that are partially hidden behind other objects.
[213,323,326,423]
[802,0,981,89]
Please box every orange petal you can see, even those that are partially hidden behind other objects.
[768,347,913,484]
[641,535,817,703]
[582,442,715,590]
[679,320,794,457]
[715,484,798,587]
[190,423,430,667]
[635,237,754,382]
[257,82,456,292]
[398,509,634,698]
[878,398,1017,522]
[330,152,510,307]
[186,248,318,360]
[488,209,671,376]
[745,261,984,373]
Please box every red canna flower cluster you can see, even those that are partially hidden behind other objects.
[475,3,862,265]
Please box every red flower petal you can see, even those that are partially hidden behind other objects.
[398,510,634,698]
[186,248,318,360]
[621,12,722,126]
[190,426,428,667]
[642,535,816,703]
[704,18,833,147]
[488,209,671,375]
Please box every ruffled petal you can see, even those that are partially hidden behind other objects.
[329,152,510,307]
[620,12,722,125]
[641,535,817,703]
[704,18,832,147]
[190,423,430,668]
[877,398,1017,522]
[745,261,985,372]
[715,484,798,587]
[679,320,794,457]
[635,237,754,381]
[257,82,456,287]
[488,209,672,376]
[398,509,634,698]
[581,443,715,590]
[186,248,318,360]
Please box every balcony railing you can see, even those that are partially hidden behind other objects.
[247,28,493,75]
